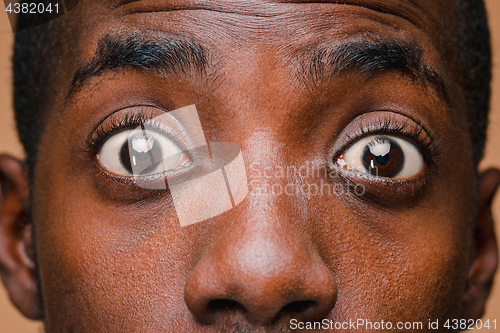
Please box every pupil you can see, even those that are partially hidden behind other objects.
[375,154,390,166]
[120,136,163,174]
[120,143,132,173]
[362,139,404,178]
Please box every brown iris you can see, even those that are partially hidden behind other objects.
[120,136,162,175]
[362,139,404,178]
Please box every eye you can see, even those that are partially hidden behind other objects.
[336,135,424,178]
[98,130,191,177]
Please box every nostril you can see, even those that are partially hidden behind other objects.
[281,300,316,313]
[208,299,244,312]
[184,232,338,326]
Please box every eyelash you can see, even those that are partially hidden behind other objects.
[85,112,441,170]
[82,107,184,157]
[343,115,442,166]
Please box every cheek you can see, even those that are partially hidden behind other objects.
[31,115,477,330]
[312,192,473,323]
[32,166,199,330]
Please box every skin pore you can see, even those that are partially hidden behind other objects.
[1,0,500,332]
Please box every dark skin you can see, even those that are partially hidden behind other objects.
[1,0,500,331]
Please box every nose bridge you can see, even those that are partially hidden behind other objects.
[218,41,307,120]
[221,175,312,276]
[224,132,322,279]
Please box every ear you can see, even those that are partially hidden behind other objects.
[461,168,500,320]
[0,154,42,320]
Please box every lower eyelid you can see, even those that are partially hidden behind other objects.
[329,165,432,207]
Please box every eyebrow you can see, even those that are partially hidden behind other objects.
[304,37,449,101]
[68,33,208,98]
[69,33,448,104]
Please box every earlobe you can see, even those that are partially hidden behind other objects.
[0,154,43,320]
[462,168,500,320]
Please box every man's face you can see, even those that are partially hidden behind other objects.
[25,0,488,331]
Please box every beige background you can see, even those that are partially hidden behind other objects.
[1,2,500,333]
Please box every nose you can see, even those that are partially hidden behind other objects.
[184,206,337,325]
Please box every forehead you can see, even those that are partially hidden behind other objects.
[63,0,458,69]
[45,0,466,152]
[52,0,463,121]
[74,0,456,31]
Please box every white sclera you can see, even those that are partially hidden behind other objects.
[98,129,184,176]
[98,130,134,176]
[342,135,424,178]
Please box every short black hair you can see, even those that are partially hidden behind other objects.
[13,0,63,175]
[456,0,492,167]
[12,0,491,176]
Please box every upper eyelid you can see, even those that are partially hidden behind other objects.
[92,107,158,142]
[82,107,157,154]
[342,130,438,166]
[347,125,429,149]
[82,106,191,155]
[352,119,430,145]
[332,113,442,162]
